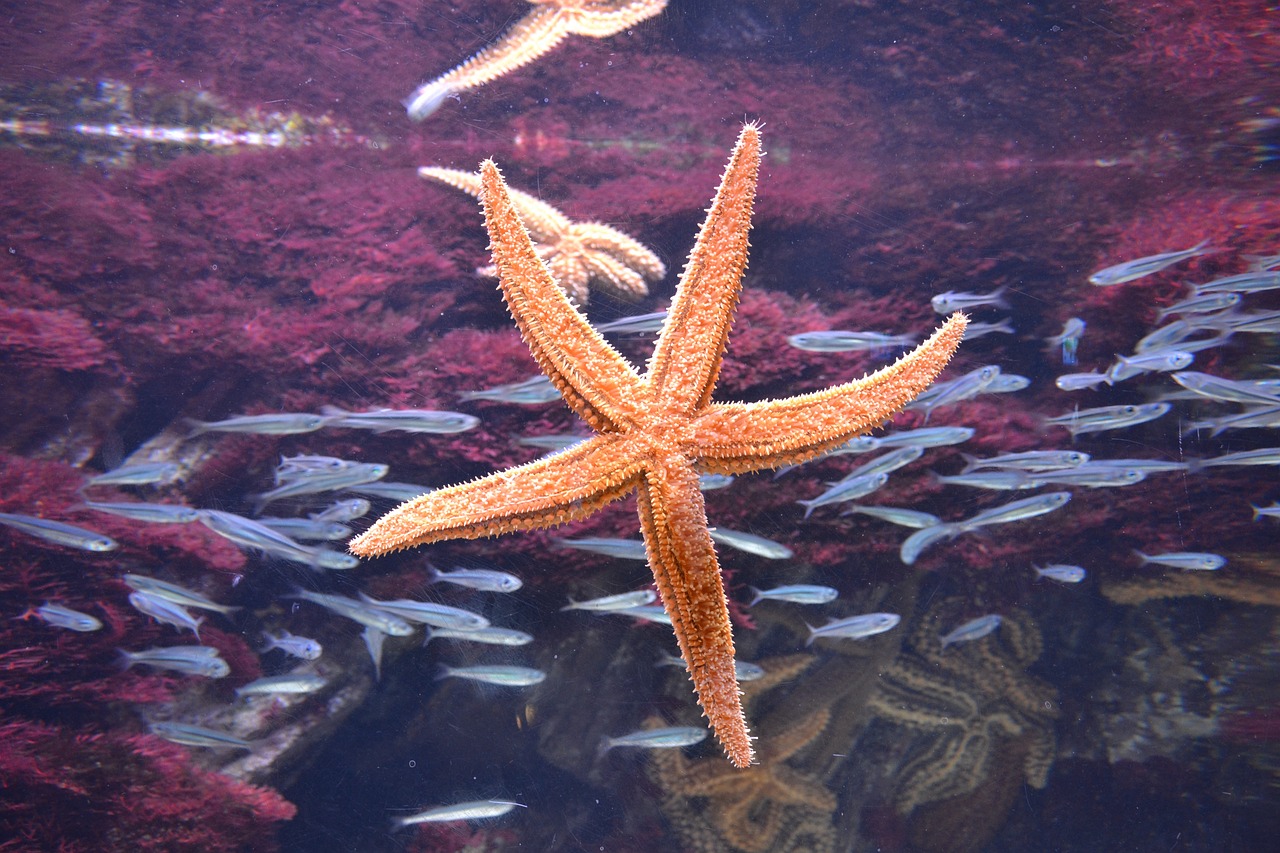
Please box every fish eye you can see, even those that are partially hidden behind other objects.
[1121,406,1137,414]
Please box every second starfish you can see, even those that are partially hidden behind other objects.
[350,124,967,767]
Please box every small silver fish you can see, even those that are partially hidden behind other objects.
[1055,372,1109,391]
[878,427,976,448]
[392,799,520,828]
[459,375,561,405]
[1033,564,1087,584]
[1156,291,1240,321]
[986,373,1031,394]
[518,434,589,453]
[1251,503,1280,521]
[357,593,489,630]
[235,673,327,696]
[261,630,323,660]
[437,664,546,687]
[83,500,200,524]
[186,412,326,436]
[748,584,839,606]
[119,646,230,678]
[318,405,479,434]
[931,287,1008,315]
[256,517,352,541]
[148,721,253,750]
[83,461,181,487]
[786,330,916,352]
[797,472,889,518]
[1194,448,1280,468]
[959,492,1071,530]
[34,602,102,632]
[1029,466,1144,488]
[429,565,523,592]
[310,498,372,523]
[940,614,1002,648]
[697,473,736,490]
[1089,239,1212,286]
[1045,402,1171,436]
[611,604,673,625]
[707,528,793,560]
[961,450,1090,472]
[363,625,387,681]
[964,318,1015,339]
[1045,317,1087,347]
[424,626,534,647]
[129,591,203,638]
[1134,550,1226,571]
[345,481,433,502]
[596,311,669,335]
[292,590,415,636]
[806,612,901,645]
[843,446,925,480]
[0,512,117,552]
[1171,372,1280,406]
[900,523,963,565]
[599,726,708,754]
[1192,269,1280,293]
[841,505,942,529]
[122,574,237,615]
[554,537,649,560]
[933,470,1034,490]
[560,590,657,612]
[253,466,389,508]
[653,652,762,682]
[1106,349,1194,383]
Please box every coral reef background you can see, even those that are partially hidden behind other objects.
[1,1,1277,851]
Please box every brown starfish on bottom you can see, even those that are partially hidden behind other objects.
[349,124,966,767]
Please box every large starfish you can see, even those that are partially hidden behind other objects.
[405,0,669,120]
[350,124,967,767]
[420,166,664,305]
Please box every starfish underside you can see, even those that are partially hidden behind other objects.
[406,0,669,120]
[350,124,967,767]
[420,166,664,304]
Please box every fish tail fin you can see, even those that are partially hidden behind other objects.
[427,563,443,584]
[798,500,816,520]
[748,587,764,607]
[804,623,817,647]
[992,285,1011,309]
[183,418,210,438]
[1251,505,1262,521]
[115,649,136,671]
[434,663,454,682]
[958,452,980,473]
[1132,549,1150,565]
[421,628,436,648]
[596,736,615,760]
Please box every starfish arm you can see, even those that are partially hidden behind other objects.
[575,221,668,281]
[406,8,570,120]
[647,123,761,413]
[349,435,644,556]
[690,314,968,473]
[581,251,652,299]
[637,454,753,767]
[481,160,648,432]
[546,252,593,306]
[561,0,670,37]
[418,167,573,240]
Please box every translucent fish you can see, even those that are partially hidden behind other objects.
[554,536,649,560]
[560,590,657,612]
[841,505,942,529]
[437,665,546,687]
[83,461,180,487]
[797,472,889,518]
[1171,372,1280,406]
[707,528,793,560]
[900,523,963,565]
[1033,564,1087,584]
[357,593,489,631]
[610,604,673,625]
[1193,448,1280,469]
[1106,349,1194,383]
[1088,239,1212,286]
[345,481,433,503]
[786,330,916,352]
[1055,372,1109,391]
[392,799,520,828]
[82,500,200,524]
[964,318,1015,339]
[958,492,1071,530]
[256,517,351,541]
[235,673,327,696]
[748,584,839,606]
[459,375,561,405]
[961,450,1090,473]
[596,311,668,335]
[1044,402,1171,436]
[931,286,1008,314]
[0,512,117,552]
[599,726,708,754]
[186,412,325,436]
[148,721,253,750]
[291,590,415,636]
[424,626,534,647]
[261,630,323,660]
[940,614,1002,648]
[429,565,523,593]
[1134,550,1225,571]
[122,574,238,616]
[318,405,479,434]
[806,612,901,644]
[1192,269,1280,294]
[128,591,203,638]
[119,646,229,678]
[34,602,102,632]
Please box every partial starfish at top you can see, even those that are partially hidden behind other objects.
[351,124,967,768]
[405,0,668,120]
[420,166,664,305]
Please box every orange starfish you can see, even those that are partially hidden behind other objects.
[419,166,664,305]
[350,124,967,767]
[405,0,669,120]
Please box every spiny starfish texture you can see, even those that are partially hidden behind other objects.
[405,0,669,120]
[350,124,967,767]
[420,166,664,305]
